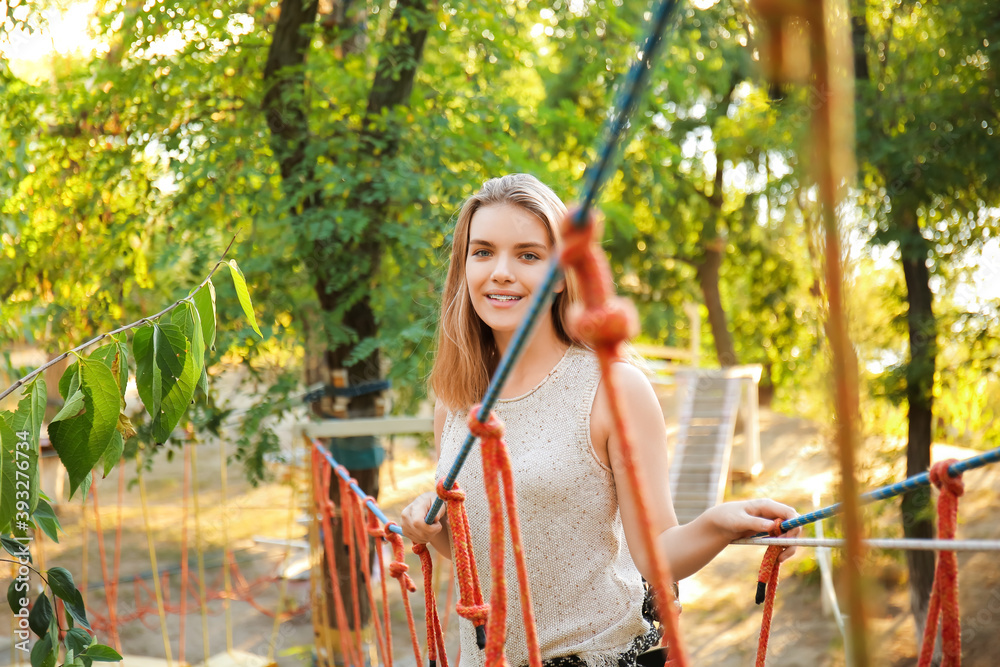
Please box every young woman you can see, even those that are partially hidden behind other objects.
[401,174,800,667]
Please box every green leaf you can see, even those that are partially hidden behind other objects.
[30,633,55,667]
[134,323,198,443]
[0,418,24,532]
[228,259,262,337]
[46,567,90,630]
[88,344,128,399]
[51,390,85,423]
[32,499,61,543]
[32,498,57,521]
[133,324,162,417]
[6,379,46,514]
[172,301,205,386]
[1,534,30,562]
[80,645,123,662]
[77,471,93,504]
[58,362,80,401]
[8,578,29,615]
[100,431,124,478]
[9,378,46,450]
[47,359,119,498]
[28,591,52,637]
[64,627,92,653]
[192,278,217,350]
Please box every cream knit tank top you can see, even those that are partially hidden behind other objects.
[436,346,650,667]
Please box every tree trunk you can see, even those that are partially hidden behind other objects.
[898,204,938,655]
[698,144,738,368]
[262,0,431,638]
[696,239,738,367]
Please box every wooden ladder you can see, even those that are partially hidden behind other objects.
[668,371,744,524]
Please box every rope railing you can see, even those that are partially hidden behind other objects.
[761,445,1000,536]
[312,438,403,535]
[733,537,1000,552]
[312,434,1000,549]
[425,0,684,526]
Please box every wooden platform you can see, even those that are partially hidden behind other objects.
[668,366,762,524]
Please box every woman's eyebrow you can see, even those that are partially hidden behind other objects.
[468,240,548,251]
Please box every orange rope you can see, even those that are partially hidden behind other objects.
[466,408,542,667]
[312,449,357,667]
[91,483,120,651]
[336,466,367,664]
[114,463,124,637]
[384,522,423,667]
[435,480,488,646]
[441,556,455,637]
[179,444,190,666]
[366,505,393,667]
[753,519,786,666]
[351,493,387,667]
[560,208,688,666]
[918,460,964,667]
[413,543,449,667]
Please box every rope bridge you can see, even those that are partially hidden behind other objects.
[41,0,998,665]
[302,0,1000,663]
[312,436,1000,667]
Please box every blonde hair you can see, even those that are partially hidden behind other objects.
[430,174,584,411]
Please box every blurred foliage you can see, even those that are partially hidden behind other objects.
[1,0,998,486]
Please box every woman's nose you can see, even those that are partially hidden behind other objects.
[490,255,514,283]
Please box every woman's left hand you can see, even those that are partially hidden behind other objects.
[703,499,802,563]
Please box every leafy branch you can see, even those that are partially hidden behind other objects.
[0,242,262,666]
[0,236,239,404]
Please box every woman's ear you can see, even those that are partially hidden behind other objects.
[554,278,566,294]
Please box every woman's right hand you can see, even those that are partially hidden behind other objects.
[401,490,446,544]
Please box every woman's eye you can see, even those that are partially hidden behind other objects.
[471,249,491,258]
[521,252,540,261]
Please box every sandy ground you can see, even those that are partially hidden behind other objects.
[0,407,997,666]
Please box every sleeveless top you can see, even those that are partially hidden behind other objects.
[436,346,651,667]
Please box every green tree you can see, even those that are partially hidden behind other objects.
[852,0,1000,641]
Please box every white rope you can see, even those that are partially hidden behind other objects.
[731,537,1000,552]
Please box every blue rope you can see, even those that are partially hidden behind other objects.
[762,445,1000,537]
[313,428,1000,543]
[312,438,403,535]
[424,0,684,526]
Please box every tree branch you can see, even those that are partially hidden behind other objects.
[0,238,238,403]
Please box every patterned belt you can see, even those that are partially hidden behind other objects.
[533,582,680,667]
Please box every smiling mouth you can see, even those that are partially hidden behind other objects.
[487,295,522,302]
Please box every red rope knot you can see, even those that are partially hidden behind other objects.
[929,459,964,498]
[754,519,786,667]
[456,601,491,626]
[559,209,599,266]
[567,298,639,351]
[436,479,465,503]
[918,459,964,667]
[467,407,505,441]
[435,475,491,651]
[383,523,417,592]
[364,497,384,538]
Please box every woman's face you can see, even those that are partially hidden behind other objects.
[465,204,557,347]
